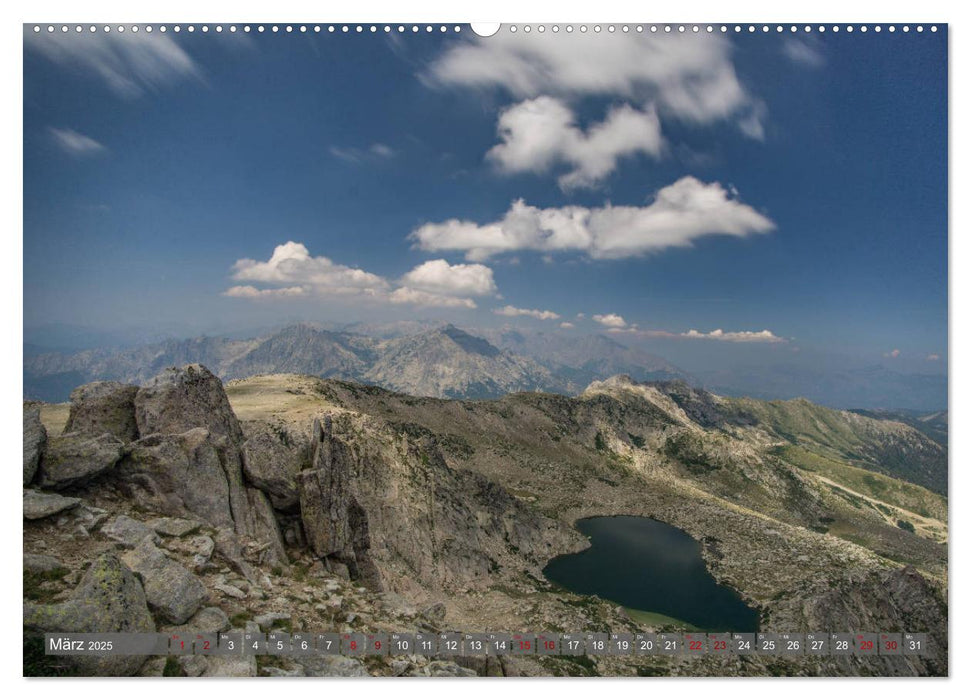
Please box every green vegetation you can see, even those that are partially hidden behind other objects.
[773,444,946,520]
[731,397,867,451]
[162,656,182,677]
[229,612,251,628]
[897,519,916,533]
[663,432,720,475]
[594,431,607,452]
[291,562,310,583]
[733,397,946,495]
[23,567,69,604]
[623,606,701,631]
[23,634,80,677]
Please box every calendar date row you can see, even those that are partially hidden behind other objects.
[45,631,930,657]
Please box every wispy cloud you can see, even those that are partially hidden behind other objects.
[494,305,560,320]
[330,143,396,163]
[49,127,105,156]
[783,38,825,68]
[369,143,395,158]
[25,31,200,98]
[411,176,774,261]
[926,353,941,361]
[884,348,901,358]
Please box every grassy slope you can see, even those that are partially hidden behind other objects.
[728,396,947,495]
[772,445,946,521]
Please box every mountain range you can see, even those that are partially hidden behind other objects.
[23,323,692,403]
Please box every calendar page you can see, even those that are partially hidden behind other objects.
[21,17,948,680]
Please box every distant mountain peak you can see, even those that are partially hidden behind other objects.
[436,325,501,358]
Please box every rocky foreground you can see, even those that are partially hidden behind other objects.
[24,366,947,676]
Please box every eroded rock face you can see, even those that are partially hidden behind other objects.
[241,422,308,510]
[297,412,579,597]
[23,553,155,676]
[117,428,238,530]
[23,405,47,486]
[134,364,244,443]
[121,538,208,624]
[64,381,139,442]
[298,417,378,586]
[39,432,125,490]
[241,487,288,567]
[770,565,948,676]
[120,366,287,558]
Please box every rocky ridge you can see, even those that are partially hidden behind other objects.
[25,364,582,677]
[24,368,948,677]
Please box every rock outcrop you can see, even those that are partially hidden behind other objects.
[38,432,125,489]
[134,364,244,443]
[24,553,155,676]
[24,553,65,575]
[118,428,240,531]
[102,515,159,549]
[113,366,287,563]
[64,381,139,441]
[297,412,580,597]
[121,538,208,624]
[23,405,46,485]
[240,422,307,510]
[770,565,948,676]
[23,489,80,520]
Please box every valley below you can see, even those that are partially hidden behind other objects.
[23,367,948,677]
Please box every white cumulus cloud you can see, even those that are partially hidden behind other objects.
[427,31,763,136]
[559,322,575,329]
[411,176,774,261]
[488,97,663,189]
[49,127,106,156]
[593,313,627,328]
[222,285,306,299]
[388,287,477,309]
[494,305,560,320]
[399,259,497,297]
[643,328,786,343]
[231,241,390,296]
[682,328,786,343]
[225,243,496,309]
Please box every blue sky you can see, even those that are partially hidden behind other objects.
[23,25,947,374]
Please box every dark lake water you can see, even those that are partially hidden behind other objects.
[543,516,759,632]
